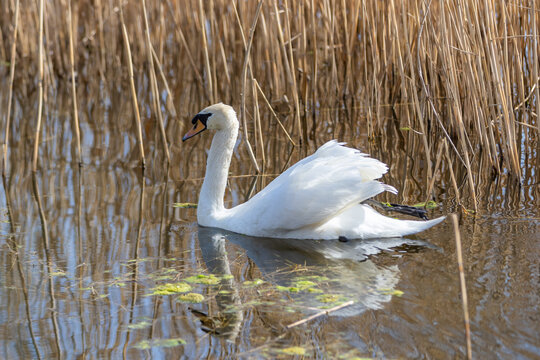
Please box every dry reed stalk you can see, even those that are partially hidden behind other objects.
[142,0,170,163]
[444,140,461,207]
[166,0,210,102]
[151,47,177,118]
[425,142,444,203]
[95,0,106,80]
[252,80,266,170]
[240,0,264,173]
[32,0,45,172]
[120,6,146,167]
[309,0,318,120]
[218,39,231,85]
[67,0,82,165]
[254,79,296,145]
[198,0,214,103]
[283,0,303,145]
[450,214,472,360]
[533,0,540,132]
[2,0,20,176]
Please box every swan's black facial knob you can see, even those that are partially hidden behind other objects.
[183,113,212,141]
[191,113,212,126]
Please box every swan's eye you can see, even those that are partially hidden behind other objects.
[192,113,212,126]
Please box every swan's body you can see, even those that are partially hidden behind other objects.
[183,103,445,240]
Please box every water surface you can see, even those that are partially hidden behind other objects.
[0,82,538,359]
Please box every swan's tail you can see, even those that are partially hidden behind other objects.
[386,215,446,236]
[326,204,446,239]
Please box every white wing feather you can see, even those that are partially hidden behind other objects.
[229,140,397,232]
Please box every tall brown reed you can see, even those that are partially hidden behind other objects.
[119,5,146,167]
[0,0,537,209]
[2,0,19,175]
[31,0,45,172]
[67,0,82,165]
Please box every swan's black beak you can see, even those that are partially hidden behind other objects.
[182,113,210,141]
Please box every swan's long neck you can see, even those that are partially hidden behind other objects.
[197,123,238,219]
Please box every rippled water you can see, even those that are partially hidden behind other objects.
[0,83,538,359]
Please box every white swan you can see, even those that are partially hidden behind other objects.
[183,103,445,240]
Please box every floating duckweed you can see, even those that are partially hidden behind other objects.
[151,283,192,295]
[127,320,151,330]
[281,346,306,355]
[317,294,341,303]
[150,275,176,282]
[294,280,317,290]
[49,271,66,277]
[276,285,299,293]
[134,338,186,350]
[177,293,205,303]
[378,288,404,297]
[221,274,234,280]
[185,274,220,285]
[243,279,264,286]
[307,288,324,293]
[172,202,198,208]
[218,290,231,294]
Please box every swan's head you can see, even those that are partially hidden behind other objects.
[182,103,238,141]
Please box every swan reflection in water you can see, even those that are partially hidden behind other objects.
[193,226,438,339]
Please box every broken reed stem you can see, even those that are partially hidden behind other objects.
[240,0,264,173]
[286,300,354,329]
[67,0,82,165]
[120,6,145,168]
[2,0,20,176]
[141,0,170,163]
[32,0,45,172]
[254,79,296,146]
[151,46,177,118]
[450,214,472,360]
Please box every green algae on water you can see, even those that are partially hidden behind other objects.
[185,274,220,285]
[276,285,299,293]
[127,320,151,330]
[177,293,205,303]
[151,282,192,295]
[294,280,317,290]
[317,294,341,303]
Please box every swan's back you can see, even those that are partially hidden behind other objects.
[221,140,415,238]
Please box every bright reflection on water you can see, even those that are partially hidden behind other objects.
[0,84,538,359]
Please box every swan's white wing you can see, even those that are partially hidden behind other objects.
[230,140,397,233]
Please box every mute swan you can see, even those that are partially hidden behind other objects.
[183,103,445,240]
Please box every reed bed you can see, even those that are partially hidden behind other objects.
[0,0,537,210]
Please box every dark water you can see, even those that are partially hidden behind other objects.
[0,83,538,359]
